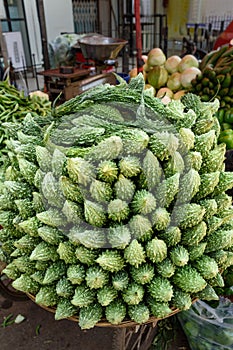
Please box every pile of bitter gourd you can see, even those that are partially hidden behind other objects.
[0,74,233,329]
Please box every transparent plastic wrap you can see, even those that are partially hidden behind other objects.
[178,298,233,350]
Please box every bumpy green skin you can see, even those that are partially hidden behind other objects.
[78,303,103,330]
[142,150,162,189]
[164,151,184,177]
[90,179,112,203]
[97,286,118,306]
[151,208,170,231]
[124,240,146,267]
[177,169,200,204]
[158,226,181,247]
[59,176,83,203]
[38,226,64,245]
[84,200,106,228]
[172,203,205,229]
[17,157,38,186]
[194,172,220,201]
[194,130,216,157]
[122,282,144,305]
[96,250,125,272]
[130,263,155,285]
[85,266,109,289]
[129,214,153,242]
[36,209,67,228]
[179,127,195,151]
[146,238,167,263]
[119,156,141,178]
[195,284,219,301]
[205,229,233,253]
[56,277,74,298]
[108,199,130,222]
[105,299,126,324]
[75,246,99,266]
[170,245,189,267]
[71,285,96,307]
[107,225,131,249]
[35,285,58,307]
[62,200,83,225]
[42,172,64,208]
[128,303,150,324]
[172,265,207,293]
[13,256,35,274]
[3,262,21,280]
[131,190,156,215]
[172,289,192,310]
[193,255,219,280]
[184,151,202,171]
[55,299,77,320]
[114,174,135,202]
[149,132,179,161]
[97,160,118,183]
[200,143,226,174]
[199,199,217,220]
[67,157,95,186]
[18,217,42,237]
[42,261,66,284]
[15,199,35,220]
[181,221,207,246]
[12,274,39,294]
[147,277,173,302]
[85,135,123,161]
[67,264,85,285]
[57,241,77,264]
[148,300,172,318]
[156,258,176,278]
[111,271,129,291]
[30,241,59,262]
[187,242,207,261]
[212,171,233,195]
[156,173,180,208]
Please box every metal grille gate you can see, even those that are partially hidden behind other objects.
[72,0,98,34]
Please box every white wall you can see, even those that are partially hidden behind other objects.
[201,0,233,18]
[43,0,74,42]
[24,0,43,66]
[24,0,74,66]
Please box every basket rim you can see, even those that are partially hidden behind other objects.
[26,293,197,328]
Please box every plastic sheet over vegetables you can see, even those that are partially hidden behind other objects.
[178,298,233,350]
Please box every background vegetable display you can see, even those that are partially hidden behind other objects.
[189,45,233,149]
[0,80,51,163]
[0,74,233,330]
[129,48,201,102]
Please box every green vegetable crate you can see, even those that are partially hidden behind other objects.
[1,74,233,350]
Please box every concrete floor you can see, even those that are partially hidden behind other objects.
[0,290,191,350]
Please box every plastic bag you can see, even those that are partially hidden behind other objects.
[48,33,82,68]
[178,298,233,350]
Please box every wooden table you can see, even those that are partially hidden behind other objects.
[38,68,116,101]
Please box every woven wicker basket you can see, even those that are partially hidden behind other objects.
[26,292,184,328]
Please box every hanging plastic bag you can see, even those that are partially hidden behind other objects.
[178,298,233,350]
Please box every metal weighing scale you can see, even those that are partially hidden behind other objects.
[39,34,128,102]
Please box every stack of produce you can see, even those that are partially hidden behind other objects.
[189,46,233,149]
[0,80,51,163]
[130,48,201,102]
[0,74,233,330]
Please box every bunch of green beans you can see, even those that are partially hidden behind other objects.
[0,79,51,162]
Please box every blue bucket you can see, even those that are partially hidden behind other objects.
[116,72,130,84]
